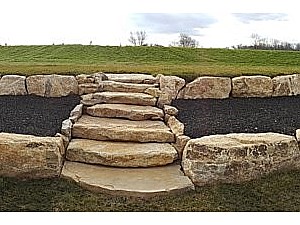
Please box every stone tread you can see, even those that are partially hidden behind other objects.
[66,139,178,167]
[100,80,158,93]
[81,92,157,106]
[62,161,195,197]
[86,103,164,120]
[105,73,157,84]
[72,115,175,142]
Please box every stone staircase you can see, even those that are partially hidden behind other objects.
[62,74,194,197]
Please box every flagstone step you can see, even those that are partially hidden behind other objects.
[72,115,175,142]
[100,80,158,93]
[66,139,178,167]
[61,161,195,197]
[86,103,164,120]
[81,92,157,106]
[105,73,157,84]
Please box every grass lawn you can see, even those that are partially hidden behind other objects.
[1,169,300,212]
[1,45,300,81]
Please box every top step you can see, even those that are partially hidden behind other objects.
[105,74,158,84]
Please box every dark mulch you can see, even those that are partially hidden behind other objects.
[0,95,80,137]
[173,96,300,138]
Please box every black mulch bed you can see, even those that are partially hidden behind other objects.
[0,95,80,137]
[173,96,300,138]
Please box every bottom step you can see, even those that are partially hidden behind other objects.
[62,161,195,197]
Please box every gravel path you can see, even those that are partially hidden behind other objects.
[0,95,80,137]
[173,96,300,138]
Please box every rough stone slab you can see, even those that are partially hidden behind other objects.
[0,75,27,95]
[69,104,83,123]
[72,115,175,143]
[164,105,178,116]
[61,119,73,140]
[178,76,231,99]
[232,75,273,97]
[272,74,300,97]
[62,161,195,197]
[86,103,164,120]
[167,116,184,135]
[144,87,162,97]
[81,92,157,106]
[78,83,100,95]
[26,75,78,97]
[66,139,178,167]
[76,73,107,85]
[100,80,157,93]
[0,132,65,178]
[158,75,185,107]
[172,135,191,159]
[105,73,157,84]
[182,133,300,186]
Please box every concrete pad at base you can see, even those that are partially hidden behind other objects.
[62,161,195,197]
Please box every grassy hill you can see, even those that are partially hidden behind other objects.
[1,45,300,81]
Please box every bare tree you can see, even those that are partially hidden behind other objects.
[128,32,137,46]
[129,31,147,46]
[178,33,198,48]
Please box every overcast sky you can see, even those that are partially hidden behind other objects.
[1,0,299,47]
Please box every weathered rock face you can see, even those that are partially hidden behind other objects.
[86,103,164,121]
[182,133,300,186]
[62,161,194,197]
[232,76,273,97]
[76,73,107,85]
[100,80,157,93]
[81,92,157,106]
[61,119,73,140]
[69,104,83,123]
[72,115,175,143]
[66,139,178,167]
[0,133,65,178]
[78,83,100,95]
[272,74,300,97]
[158,75,185,107]
[0,75,27,95]
[172,135,191,159]
[163,105,178,116]
[177,76,231,99]
[167,116,184,135]
[27,75,78,97]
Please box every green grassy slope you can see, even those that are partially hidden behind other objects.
[1,169,300,211]
[1,45,300,80]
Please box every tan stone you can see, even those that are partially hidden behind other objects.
[78,83,100,95]
[100,80,157,93]
[72,115,175,142]
[105,73,157,84]
[178,76,231,99]
[272,74,300,97]
[62,161,194,197]
[61,119,73,140]
[144,87,162,97]
[167,116,184,135]
[296,129,300,142]
[26,75,78,97]
[182,133,300,186]
[0,75,27,95]
[163,105,178,116]
[86,103,164,120]
[172,135,191,159]
[158,75,185,107]
[81,92,157,106]
[0,133,65,178]
[232,75,273,97]
[69,104,83,123]
[67,139,177,167]
[76,73,107,85]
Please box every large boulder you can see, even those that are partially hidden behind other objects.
[182,133,300,186]
[0,133,65,178]
[272,74,300,97]
[177,76,231,99]
[232,75,273,97]
[26,75,78,97]
[0,75,27,95]
[157,75,185,107]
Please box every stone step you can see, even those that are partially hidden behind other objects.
[66,139,178,167]
[62,161,195,197]
[105,73,157,84]
[100,80,158,93]
[81,92,157,106]
[72,115,175,143]
[86,103,164,121]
